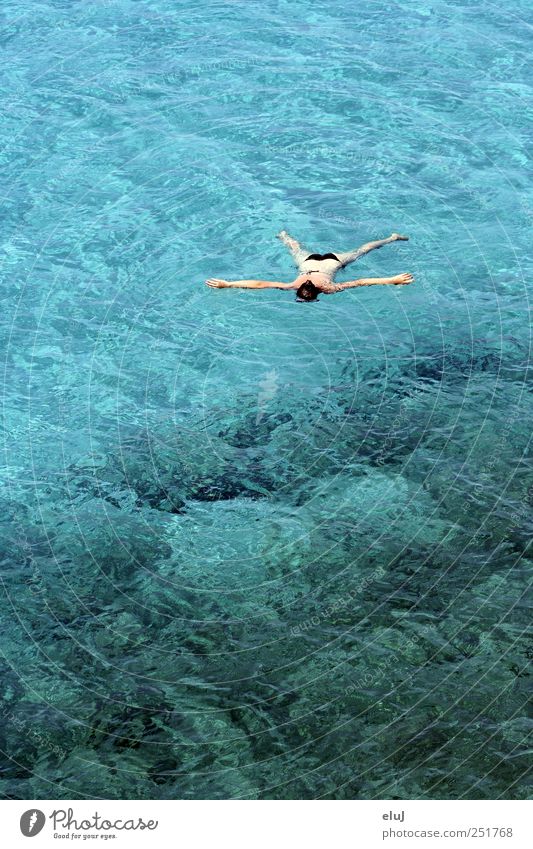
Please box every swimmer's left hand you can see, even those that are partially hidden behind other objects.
[206,278,229,288]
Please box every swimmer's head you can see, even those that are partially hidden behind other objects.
[296,280,319,302]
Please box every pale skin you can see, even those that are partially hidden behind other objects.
[206,232,414,295]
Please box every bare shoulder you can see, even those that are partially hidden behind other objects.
[318,282,340,294]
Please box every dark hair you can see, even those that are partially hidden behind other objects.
[296,280,319,302]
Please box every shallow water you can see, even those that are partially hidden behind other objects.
[0,0,531,799]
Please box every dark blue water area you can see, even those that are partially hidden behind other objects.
[0,0,531,798]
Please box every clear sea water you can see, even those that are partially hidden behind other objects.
[1,0,531,800]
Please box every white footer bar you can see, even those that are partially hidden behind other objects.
[3,799,531,849]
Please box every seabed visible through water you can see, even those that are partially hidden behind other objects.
[0,0,531,800]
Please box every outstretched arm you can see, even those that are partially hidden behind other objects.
[206,278,294,290]
[334,273,414,291]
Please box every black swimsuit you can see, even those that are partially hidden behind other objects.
[305,253,340,262]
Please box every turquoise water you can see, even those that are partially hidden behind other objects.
[1,0,531,799]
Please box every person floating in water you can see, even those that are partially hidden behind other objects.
[206,231,413,301]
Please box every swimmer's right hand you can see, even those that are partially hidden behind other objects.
[392,273,414,285]
[206,278,230,288]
